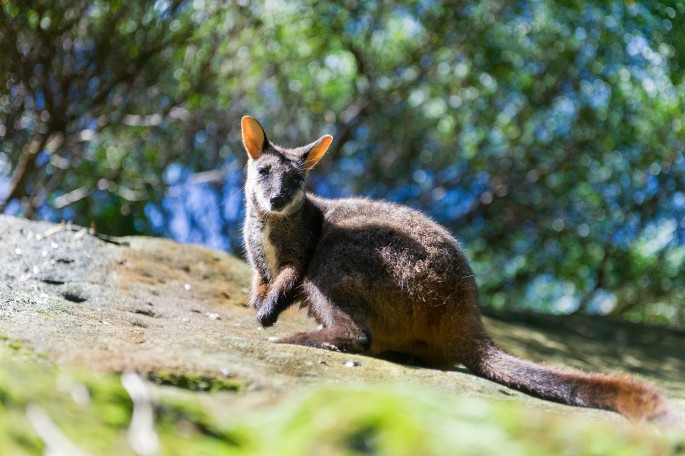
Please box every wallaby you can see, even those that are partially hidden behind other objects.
[240,115,671,422]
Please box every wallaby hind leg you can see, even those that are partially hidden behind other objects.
[276,325,370,353]
[276,285,371,353]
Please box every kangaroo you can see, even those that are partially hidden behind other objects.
[240,115,671,422]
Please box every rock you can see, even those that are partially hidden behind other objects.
[0,214,683,434]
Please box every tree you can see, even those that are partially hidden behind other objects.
[0,0,212,232]
[2,0,684,326]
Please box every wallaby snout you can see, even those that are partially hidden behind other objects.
[246,163,304,215]
[262,172,304,214]
[270,194,288,211]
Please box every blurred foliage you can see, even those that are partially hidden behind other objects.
[0,358,682,455]
[1,0,684,326]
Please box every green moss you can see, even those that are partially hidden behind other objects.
[232,387,684,456]
[0,365,130,455]
[0,338,49,362]
[0,363,243,455]
[147,372,246,393]
[0,361,681,456]
[155,396,245,451]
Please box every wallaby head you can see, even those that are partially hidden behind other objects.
[241,116,332,216]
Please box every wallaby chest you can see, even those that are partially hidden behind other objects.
[261,223,280,280]
[250,215,306,281]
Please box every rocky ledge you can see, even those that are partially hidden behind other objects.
[1,215,683,454]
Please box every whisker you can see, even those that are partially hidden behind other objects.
[218,162,248,207]
[219,186,244,207]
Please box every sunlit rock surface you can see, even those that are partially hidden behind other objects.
[1,215,683,454]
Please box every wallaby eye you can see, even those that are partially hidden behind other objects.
[257,166,269,176]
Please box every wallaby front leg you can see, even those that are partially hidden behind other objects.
[256,265,301,327]
[249,273,269,311]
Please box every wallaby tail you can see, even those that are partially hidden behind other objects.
[462,339,671,422]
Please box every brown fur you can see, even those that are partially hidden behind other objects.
[239,116,672,422]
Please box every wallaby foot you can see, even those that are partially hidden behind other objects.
[275,327,371,353]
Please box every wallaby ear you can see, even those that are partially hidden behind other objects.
[302,135,333,169]
[241,116,267,160]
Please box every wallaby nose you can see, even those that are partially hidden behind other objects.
[270,195,287,210]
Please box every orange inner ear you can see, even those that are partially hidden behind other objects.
[241,116,266,160]
[304,135,333,169]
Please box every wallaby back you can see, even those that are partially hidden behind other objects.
[239,115,672,423]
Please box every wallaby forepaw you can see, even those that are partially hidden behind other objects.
[255,306,279,327]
